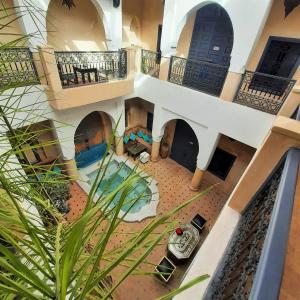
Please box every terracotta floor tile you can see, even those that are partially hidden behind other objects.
[66,157,229,300]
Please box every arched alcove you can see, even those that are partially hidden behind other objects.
[162,119,199,172]
[74,111,112,168]
[46,0,107,51]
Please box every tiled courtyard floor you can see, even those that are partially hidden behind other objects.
[66,157,229,300]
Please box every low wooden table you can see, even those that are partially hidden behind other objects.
[127,143,147,160]
[167,224,200,263]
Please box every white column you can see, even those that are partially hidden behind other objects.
[14,0,49,48]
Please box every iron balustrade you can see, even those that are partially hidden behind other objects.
[54,49,127,88]
[233,71,296,115]
[205,140,300,299]
[141,49,161,78]
[249,147,300,300]
[0,48,40,88]
[205,160,284,299]
[168,56,229,97]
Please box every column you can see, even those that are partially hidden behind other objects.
[126,47,137,78]
[189,168,205,191]
[115,135,124,156]
[220,72,243,102]
[64,158,79,181]
[38,45,63,95]
[159,57,171,82]
[151,140,161,162]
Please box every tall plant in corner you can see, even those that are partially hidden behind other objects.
[0,1,209,299]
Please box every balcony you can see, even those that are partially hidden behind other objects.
[0,48,40,89]
[233,71,296,115]
[55,50,127,88]
[168,56,229,97]
[140,50,229,97]
[39,46,135,110]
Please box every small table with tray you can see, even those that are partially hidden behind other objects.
[167,223,200,264]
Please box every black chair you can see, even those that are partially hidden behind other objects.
[57,63,75,86]
[191,214,207,232]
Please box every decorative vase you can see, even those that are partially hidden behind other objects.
[160,142,169,159]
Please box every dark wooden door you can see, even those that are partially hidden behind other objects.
[188,4,233,65]
[257,39,300,78]
[170,120,199,172]
[251,38,300,95]
[182,4,233,96]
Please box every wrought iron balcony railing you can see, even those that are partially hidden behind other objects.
[206,145,300,299]
[54,49,127,88]
[233,71,296,115]
[168,56,229,97]
[0,48,40,88]
[141,49,161,78]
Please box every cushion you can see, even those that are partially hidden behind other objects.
[130,133,136,141]
[143,134,150,143]
[75,143,107,168]
[137,130,144,138]
[53,166,62,174]
[123,135,129,144]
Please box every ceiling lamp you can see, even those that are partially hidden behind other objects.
[284,0,300,17]
[62,0,75,10]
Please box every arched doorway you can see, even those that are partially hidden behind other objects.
[74,111,112,168]
[183,4,234,95]
[162,119,199,172]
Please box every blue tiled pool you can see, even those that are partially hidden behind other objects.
[87,160,151,213]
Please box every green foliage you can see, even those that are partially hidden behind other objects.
[35,173,70,214]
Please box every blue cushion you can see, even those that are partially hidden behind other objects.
[75,143,107,168]
[137,130,144,138]
[123,135,129,144]
[53,166,62,174]
[130,133,136,141]
[143,134,150,142]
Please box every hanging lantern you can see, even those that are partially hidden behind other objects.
[113,0,120,8]
[284,0,300,17]
[62,0,75,10]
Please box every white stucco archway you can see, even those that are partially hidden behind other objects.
[51,99,124,160]
[161,0,274,73]
[152,107,220,170]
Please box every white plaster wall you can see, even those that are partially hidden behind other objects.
[161,0,274,73]
[13,0,122,50]
[0,85,51,128]
[130,75,275,169]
